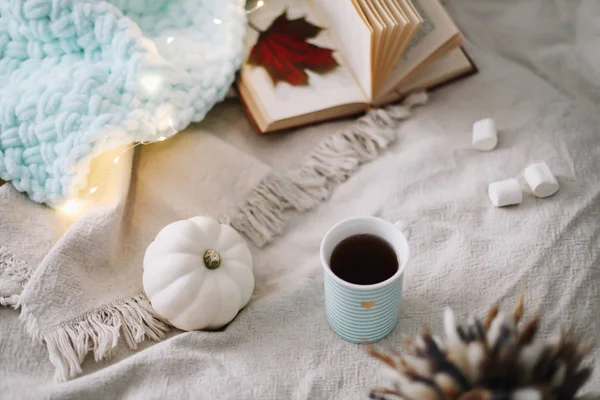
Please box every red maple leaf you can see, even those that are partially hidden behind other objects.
[248,11,339,86]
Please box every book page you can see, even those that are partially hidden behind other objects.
[371,0,402,92]
[313,0,373,99]
[374,0,421,98]
[378,0,409,82]
[355,0,385,98]
[378,0,461,98]
[399,48,474,94]
[373,48,475,105]
[240,0,367,123]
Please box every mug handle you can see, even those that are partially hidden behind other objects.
[394,220,411,241]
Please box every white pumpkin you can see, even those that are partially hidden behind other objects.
[143,216,254,331]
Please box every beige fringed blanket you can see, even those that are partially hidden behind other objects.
[0,94,427,381]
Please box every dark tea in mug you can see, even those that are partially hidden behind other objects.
[329,234,398,285]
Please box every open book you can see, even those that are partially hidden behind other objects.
[238,0,476,133]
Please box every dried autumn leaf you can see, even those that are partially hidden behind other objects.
[248,11,339,86]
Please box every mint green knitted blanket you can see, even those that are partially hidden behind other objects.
[0,0,246,205]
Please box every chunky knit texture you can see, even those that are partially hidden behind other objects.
[0,0,246,205]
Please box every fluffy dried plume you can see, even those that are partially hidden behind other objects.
[368,294,595,400]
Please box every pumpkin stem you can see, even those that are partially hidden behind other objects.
[203,249,222,269]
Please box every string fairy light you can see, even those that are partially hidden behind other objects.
[59,117,178,216]
[140,74,163,94]
[61,199,80,215]
[59,4,264,216]
[246,0,265,14]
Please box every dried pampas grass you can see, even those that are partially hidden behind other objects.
[368,293,595,400]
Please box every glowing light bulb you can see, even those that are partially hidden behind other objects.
[213,18,222,24]
[89,187,98,194]
[61,199,79,215]
[257,0,264,7]
[166,37,174,44]
[114,157,120,164]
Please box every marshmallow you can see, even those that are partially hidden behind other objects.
[472,118,498,151]
[524,162,559,198]
[488,178,522,207]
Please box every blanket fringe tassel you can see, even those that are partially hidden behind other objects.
[0,246,31,308]
[19,293,169,381]
[0,294,20,307]
[230,92,428,247]
[0,245,31,285]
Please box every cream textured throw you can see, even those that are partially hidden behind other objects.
[0,95,426,381]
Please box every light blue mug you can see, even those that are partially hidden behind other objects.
[320,216,411,343]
